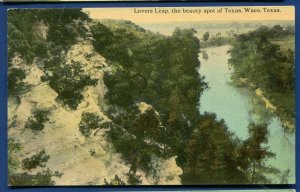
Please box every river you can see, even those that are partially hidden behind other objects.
[198,45,295,184]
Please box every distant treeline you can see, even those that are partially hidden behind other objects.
[92,20,281,184]
[141,20,294,31]
[228,25,295,127]
[201,32,234,48]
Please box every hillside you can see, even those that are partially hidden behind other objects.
[8,9,182,186]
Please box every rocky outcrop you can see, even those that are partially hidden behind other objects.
[8,27,182,185]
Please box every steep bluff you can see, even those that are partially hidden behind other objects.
[8,21,182,185]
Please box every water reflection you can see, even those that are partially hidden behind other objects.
[248,93,274,125]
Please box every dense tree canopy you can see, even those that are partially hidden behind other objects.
[228,25,295,127]
[8,9,92,106]
[92,20,278,184]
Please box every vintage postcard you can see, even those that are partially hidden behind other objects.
[8,6,295,186]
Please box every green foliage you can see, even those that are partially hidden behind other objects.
[79,112,103,136]
[8,9,85,63]
[9,169,62,186]
[8,9,91,104]
[91,22,136,67]
[126,172,142,185]
[107,125,158,172]
[238,123,278,183]
[8,140,62,186]
[90,23,114,53]
[93,21,278,184]
[47,61,97,109]
[103,70,135,107]
[25,109,50,131]
[6,11,282,184]
[8,9,90,64]
[201,36,233,48]
[107,104,173,172]
[202,32,210,41]
[22,150,50,170]
[8,138,21,174]
[8,68,26,94]
[228,25,295,125]
[228,25,294,93]
[104,175,126,185]
[180,113,247,184]
[8,10,43,64]
[95,23,207,114]
[252,25,294,39]
[115,105,161,140]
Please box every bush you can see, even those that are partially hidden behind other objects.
[22,150,50,170]
[9,169,62,186]
[99,121,113,129]
[126,172,142,185]
[47,61,97,109]
[104,175,126,185]
[8,138,21,174]
[79,112,103,136]
[8,68,26,94]
[8,141,62,186]
[25,109,50,131]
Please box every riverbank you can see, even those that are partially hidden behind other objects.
[199,45,295,183]
[229,75,295,130]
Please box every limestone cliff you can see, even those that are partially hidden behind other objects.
[8,22,182,185]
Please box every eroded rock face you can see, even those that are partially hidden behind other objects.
[8,38,130,185]
[8,27,182,185]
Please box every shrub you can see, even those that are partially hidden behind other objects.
[9,169,62,186]
[22,150,50,170]
[25,109,50,131]
[126,172,142,185]
[47,61,97,109]
[99,121,113,129]
[104,175,126,185]
[79,112,103,136]
[8,138,21,174]
[8,68,26,94]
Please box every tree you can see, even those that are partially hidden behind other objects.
[91,23,114,53]
[79,112,103,137]
[181,113,247,184]
[238,123,277,183]
[25,109,50,132]
[228,25,295,126]
[202,32,210,41]
[8,141,62,186]
[9,169,62,186]
[133,106,160,139]
[126,172,142,185]
[8,68,26,94]
[104,175,126,185]
[22,150,50,170]
[47,61,97,109]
